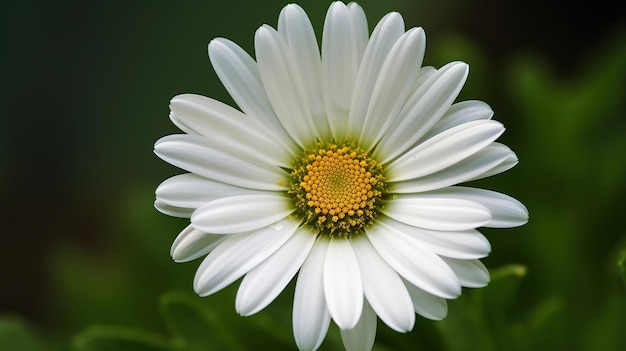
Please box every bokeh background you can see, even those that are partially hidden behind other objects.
[2,0,626,350]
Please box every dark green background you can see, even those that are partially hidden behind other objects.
[2,0,626,350]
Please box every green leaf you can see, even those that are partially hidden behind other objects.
[436,294,496,351]
[160,293,246,351]
[436,264,530,351]
[524,296,565,350]
[480,264,527,322]
[481,264,532,350]
[160,292,294,351]
[72,325,174,351]
[0,316,52,351]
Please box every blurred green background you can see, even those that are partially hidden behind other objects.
[2,0,626,350]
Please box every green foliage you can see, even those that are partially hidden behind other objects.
[160,293,244,351]
[67,290,297,351]
[436,265,530,351]
[159,292,292,350]
[0,317,55,351]
[504,29,626,351]
[73,326,174,351]
[617,250,626,286]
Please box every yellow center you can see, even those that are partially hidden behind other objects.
[288,142,386,237]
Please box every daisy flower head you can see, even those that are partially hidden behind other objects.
[154,2,528,350]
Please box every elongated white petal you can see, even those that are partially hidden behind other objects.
[346,2,368,62]
[442,258,490,288]
[339,301,377,351]
[418,186,529,228]
[465,151,518,182]
[390,143,518,193]
[293,237,331,351]
[236,226,317,316]
[410,65,437,92]
[360,27,427,150]
[348,11,405,136]
[381,218,491,259]
[154,200,193,218]
[383,195,491,231]
[351,235,415,332]
[421,100,494,141]
[256,25,319,146]
[154,134,287,191]
[376,62,469,163]
[324,236,363,330]
[156,131,281,174]
[168,111,195,136]
[169,94,292,167]
[193,217,300,296]
[388,120,504,182]
[277,4,330,138]
[366,220,461,299]
[403,280,448,320]
[170,225,227,263]
[322,1,361,139]
[208,38,294,149]
[156,173,269,210]
[191,194,293,234]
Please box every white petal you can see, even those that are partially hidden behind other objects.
[277,4,330,138]
[191,194,293,234]
[193,217,300,296]
[154,200,193,218]
[403,280,448,320]
[388,120,505,181]
[346,2,368,62]
[410,65,437,92]
[322,1,361,139]
[383,195,491,231]
[465,147,519,182]
[390,143,518,193]
[360,27,427,150]
[208,38,294,149]
[421,100,494,141]
[154,134,287,191]
[170,224,227,263]
[324,236,363,330]
[350,64,437,147]
[348,12,405,137]
[236,226,317,316]
[255,25,319,146]
[376,62,469,163]
[365,220,461,299]
[339,301,377,351]
[293,237,331,351]
[156,173,269,210]
[419,186,529,228]
[168,94,292,167]
[442,258,490,288]
[168,111,195,135]
[381,218,491,260]
[351,235,415,332]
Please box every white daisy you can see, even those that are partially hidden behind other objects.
[154,2,528,350]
